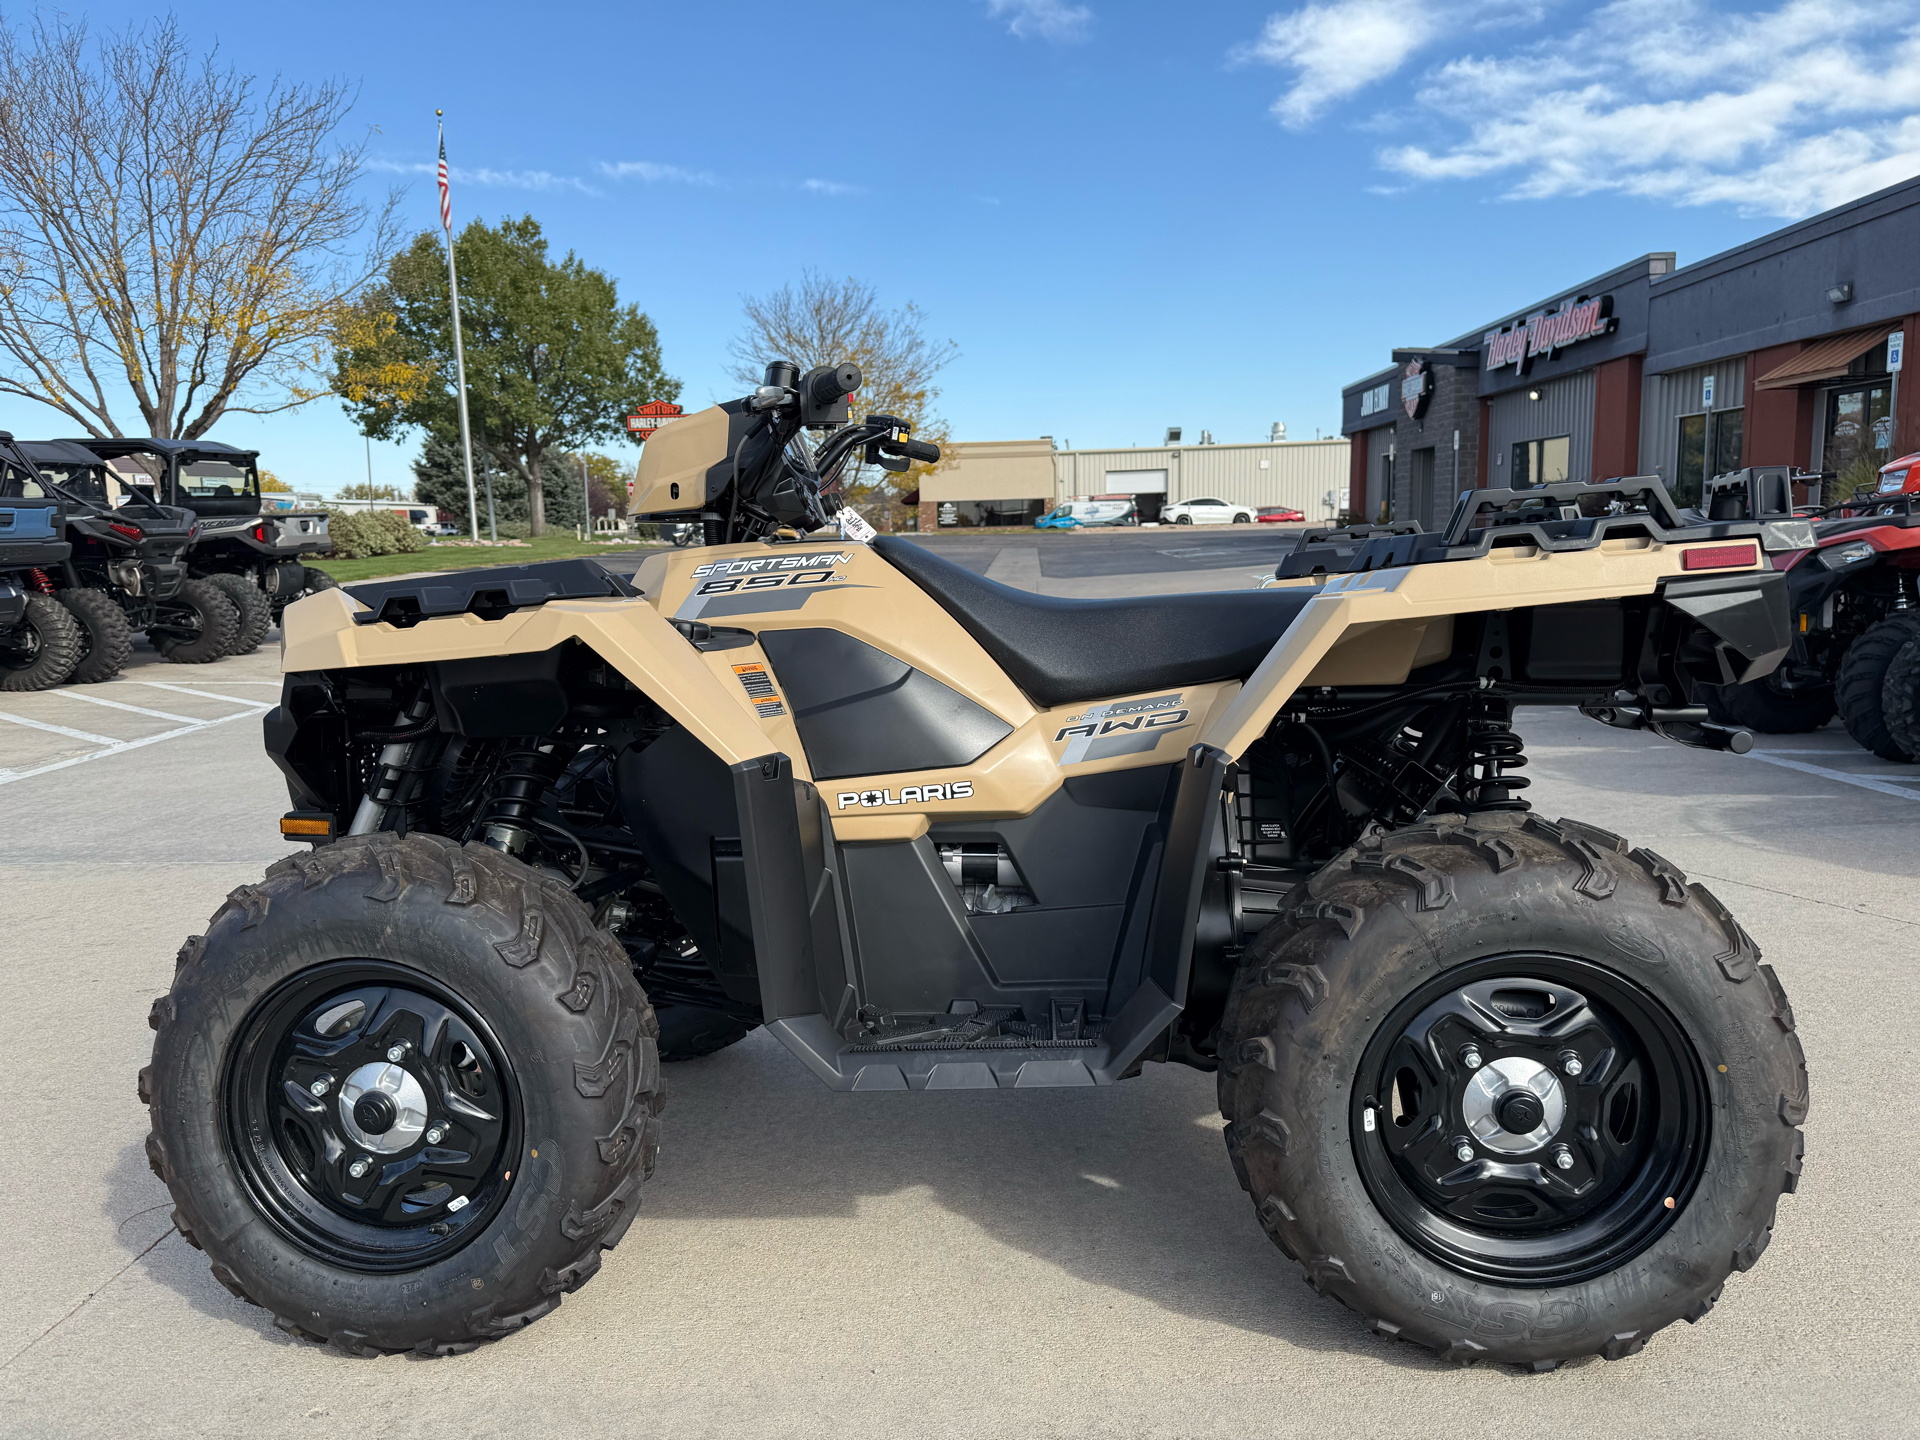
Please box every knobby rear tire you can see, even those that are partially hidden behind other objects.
[1835,612,1919,761]
[150,577,239,664]
[57,587,134,684]
[1217,811,1806,1370]
[205,572,273,655]
[0,593,82,690]
[141,833,664,1356]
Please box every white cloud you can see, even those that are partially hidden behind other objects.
[367,158,599,195]
[1238,0,1544,127]
[1239,0,1921,216]
[595,160,721,187]
[987,0,1092,42]
[801,178,867,197]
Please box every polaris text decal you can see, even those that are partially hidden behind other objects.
[1053,693,1191,765]
[837,781,974,809]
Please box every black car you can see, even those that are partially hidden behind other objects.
[0,441,79,690]
[17,438,237,676]
[60,437,334,654]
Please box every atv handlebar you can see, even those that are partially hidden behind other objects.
[810,362,862,406]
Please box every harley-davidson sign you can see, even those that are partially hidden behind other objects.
[1484,294,1615,374]
[1400,357,1433,420]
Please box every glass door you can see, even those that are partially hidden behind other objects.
[1824,383,1893,499]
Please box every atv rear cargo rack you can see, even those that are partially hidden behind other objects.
[345,558,637,627]
[1277,474,1792,579]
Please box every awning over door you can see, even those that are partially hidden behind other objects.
[1752,325,1888,390]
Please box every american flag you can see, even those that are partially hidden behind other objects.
[436,129,452,233]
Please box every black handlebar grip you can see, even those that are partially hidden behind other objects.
[898,438,940,463]
[809,361,862,405]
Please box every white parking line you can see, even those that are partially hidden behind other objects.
[124,680,276,708]
[0,711,120,746]
[58,691,198,723]
[1746,750,1920,800]
[0,704,268,787]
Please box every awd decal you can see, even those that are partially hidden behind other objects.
[732,663,786,719]
[1053,693,1191,765]
[837,781,974,810]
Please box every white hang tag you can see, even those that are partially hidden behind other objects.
[836,507,878,543]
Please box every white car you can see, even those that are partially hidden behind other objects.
[1161,496,1255,525]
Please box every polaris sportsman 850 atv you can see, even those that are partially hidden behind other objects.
[143,360,1808,1369]
[71,436,333,654]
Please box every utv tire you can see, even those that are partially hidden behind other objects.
[57,587,134,684]
[1706,672,1835,733]
[206,572,273,655]
[142,833,663,1356]
[1881,636,1918,761]
[0,593,82,690]
[1835,612,1919,760]
[653,1002,757,1062]
[149,577,239,663]
[1217,812,1806,1370]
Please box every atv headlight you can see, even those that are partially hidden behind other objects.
[1816,540,1876,570]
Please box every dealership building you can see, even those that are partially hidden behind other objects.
[1342,179,1919,527]
[918,433,1351,529]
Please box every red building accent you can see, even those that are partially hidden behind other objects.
[1591,354,1644,479]
[1348,430,1369,516]
[1744,340,1817,470]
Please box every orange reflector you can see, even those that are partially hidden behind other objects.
[1681,543,1758,571]
[1799,613,1809,632]
[280,814,333,837]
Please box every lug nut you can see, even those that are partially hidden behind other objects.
[385,1043,408,1063]
[348,1158,370,1179]
[1460,1046,1484,1070]
[308,1076,331,1097]
[1560,1050,1584,1077]
[1553,1146,1574,1171]
[1455,1142,1475,1163]
[425,1125,446,1146]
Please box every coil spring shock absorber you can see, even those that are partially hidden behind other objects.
[1462,699,1530,811]
[475,742,564,854]
[26,568,54,596]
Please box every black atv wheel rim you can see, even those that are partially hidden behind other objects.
[1352,953,1708,1286]
[223,959,522,1273]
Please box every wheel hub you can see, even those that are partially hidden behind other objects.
[1464,1055,1564,1153]
[339,1062,427,1153]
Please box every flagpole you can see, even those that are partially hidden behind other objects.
[437,111,481,542]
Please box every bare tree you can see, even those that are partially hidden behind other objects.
[728,271,957,525]
[0,14,396,438]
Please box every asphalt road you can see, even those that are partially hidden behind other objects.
[0,573,1915,1438]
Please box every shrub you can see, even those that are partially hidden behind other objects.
[324,508,429,559]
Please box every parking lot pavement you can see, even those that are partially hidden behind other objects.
[0,584,1914,1438]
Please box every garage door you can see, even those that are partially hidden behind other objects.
[1102,469,1167,494]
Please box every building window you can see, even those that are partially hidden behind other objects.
[1673,409,1743,507]
[1823,383,1893,496]
[1359,383,1391,417]
[1510,436,1570,488]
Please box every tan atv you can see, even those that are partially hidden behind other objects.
[142,360,1808,1367]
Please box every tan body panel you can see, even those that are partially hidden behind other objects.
[282,533,1751,838]
[629,404,731,516]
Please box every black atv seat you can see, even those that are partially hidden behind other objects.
[872,536,1320,708]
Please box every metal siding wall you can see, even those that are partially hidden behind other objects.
[1639,358,1747,487]
[1365,427,1394,516]
[1053,441,1350,517]
[1485,369,1596,484]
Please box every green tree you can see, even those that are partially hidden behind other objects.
[335,480,411,502]
[334,215,675,535]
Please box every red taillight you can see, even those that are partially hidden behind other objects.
[108,521,142,540]
[253,523,270,542]
[1681,543,1757,571]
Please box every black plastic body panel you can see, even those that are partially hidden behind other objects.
[429,646,571,737]
[759,627,1013,780]
[616,728,760,1008]
[346,559,636,628]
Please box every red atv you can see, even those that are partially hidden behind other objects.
[1710,456,1917,759]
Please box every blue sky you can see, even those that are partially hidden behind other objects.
[4,0,1915,493]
